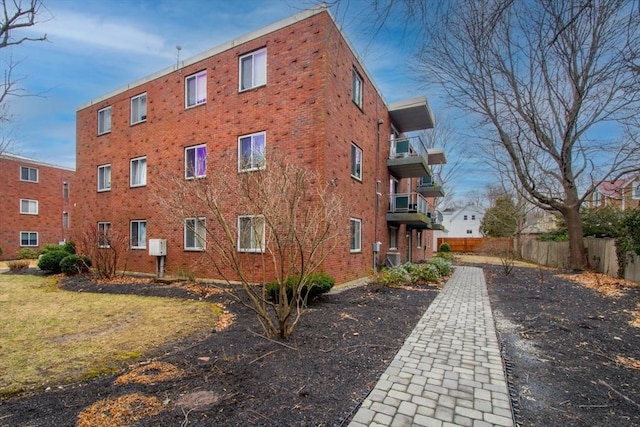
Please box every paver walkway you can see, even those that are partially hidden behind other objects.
[349,266,514,427]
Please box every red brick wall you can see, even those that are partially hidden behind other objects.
[73,10,429,284]
[0,156,74,260]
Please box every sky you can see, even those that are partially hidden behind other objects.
[2,0,491,199]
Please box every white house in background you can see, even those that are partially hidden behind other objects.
[436,205,485,239]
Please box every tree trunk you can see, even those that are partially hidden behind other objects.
[563,206,587,271]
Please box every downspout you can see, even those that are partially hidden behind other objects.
[374,118,384,273]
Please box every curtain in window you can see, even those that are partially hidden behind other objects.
[196,73,206,104]
[196,146,206,176]
[254,50,266,86]
[187,77,196,106]
[132,159,147,185]
[131,221,146,247]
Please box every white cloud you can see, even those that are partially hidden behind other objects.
[34,9,173,59]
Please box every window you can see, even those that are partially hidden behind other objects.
[185,144,207,179]
[63,182,69,199]
[98,222,111,248]
[20,166,38,182]
[130,220,147,249]
[350,218,362,253]
[352,69,363,108]
[20,231,38,247]
[594,190,602,207]
[463,215,468,220]
[98,164,111,191]
[131,93,147,124]
[62,212,69,229]
[351,143,362,181]
[185,217,206,250]
[238,215,265,252]
[238,132,266,171]
[239,48,267,91]
[467,229,473,234]
[98,106,111,135]
[185,70,207,108]
[130,156,147,187]
[417,231,423,248]
[389,227,398,249]
[633,182,640,200]
[471,215,476,221]
[20,199,38,215]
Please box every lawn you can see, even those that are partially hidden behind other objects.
[0,274,221,396]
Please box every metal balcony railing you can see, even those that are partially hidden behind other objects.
[389,192,429,215]
[389,135,428,160]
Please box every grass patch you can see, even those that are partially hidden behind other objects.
[0,274,221,396]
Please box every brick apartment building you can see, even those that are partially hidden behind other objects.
[73,5,445,284]
[0,153,74,260]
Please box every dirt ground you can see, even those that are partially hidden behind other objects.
[1,262,639,426]
[482,263,640,427]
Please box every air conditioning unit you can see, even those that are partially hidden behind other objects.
[385,252,401,267]
[149,239,167,256]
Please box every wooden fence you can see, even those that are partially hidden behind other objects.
[437,237,513,253]
[519,235,640,283]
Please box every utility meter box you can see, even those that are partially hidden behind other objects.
[149,239,167,256]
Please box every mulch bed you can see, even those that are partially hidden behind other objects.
[483,263,640,427]
[2,263,639,426]
[0,273,439,426]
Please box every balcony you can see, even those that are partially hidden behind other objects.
[387,192,431,226]
[387,136,430,179]
[428,211,445,230]
[417,175,445,198]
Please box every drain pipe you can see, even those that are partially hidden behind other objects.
[373,118,384,273]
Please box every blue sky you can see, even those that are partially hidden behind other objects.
[3,0,489,198]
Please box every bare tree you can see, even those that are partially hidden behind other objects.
[408,0,640,270]
[419,113,464,209]
[76,223,130,280]
[152,152,347,339]
[0,0,47,154]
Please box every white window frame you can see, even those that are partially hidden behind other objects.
[467,229,473,234]
[98,106,112,135]
[238,215,265,253]
[238,132,266,172]
[185,144,207,179]
[471,215,476,221]
[633,182,640,200]
[239,48,267,91]
[417,230,423,248]
[594,190,602,207]
[351,143,363,181]
[131,93,147,124]
[98,222,111,248]
[20,231,38,247]
[130,220,147,249]
[20,199,38,215]
[20,166,38,182]
[63,182,69,199]
[185,217,206,251]
[98,164,111,192]
[389,226,398,250]
[185,70,207,108]
[350,218,362,253]
[463,215,468,220]
[62,212,69,229]
[352,68,363,108]
[130,156,147,187]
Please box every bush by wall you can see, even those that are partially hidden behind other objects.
[266,272,335,303]
[15,248,37,259]
[60,255,92,275]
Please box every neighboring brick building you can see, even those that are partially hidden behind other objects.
[73,5,445,284]
[589,175,640,210]
[0,153,74,260]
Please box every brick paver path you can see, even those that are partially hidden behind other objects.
[349,266,514,427]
